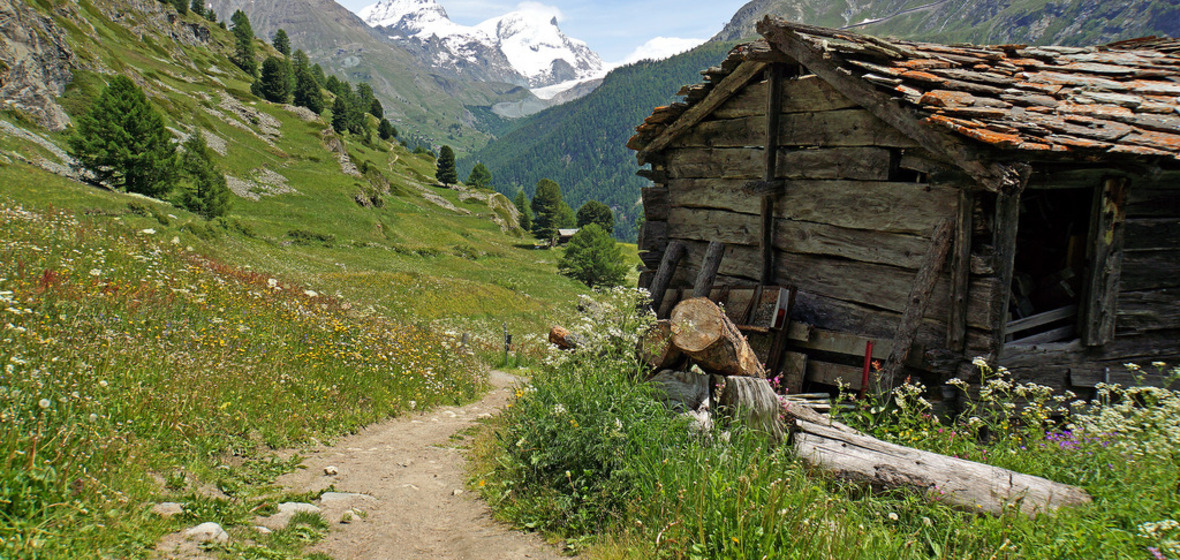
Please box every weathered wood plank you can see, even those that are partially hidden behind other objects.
[990,189,1023,353]
[806,360,865,390]
[1082,178,1129,346]
[638,61,768,160]
[639,220,668,253]
[666,146,893,181]
[641,187,670,221]
[1127,187,1180,218]
[1125,218,1180,250]
[761,63,785,285]
[999,330,1180,388]
[1117,289,1180,332]
[949,190,974,351]
[672,110,920,149]
[759,19,1028,193]
[713,74,861,119]
[882,220,955,383]
[666,178,958,236]
[1120,250,1180,291]
[674,241,997,329]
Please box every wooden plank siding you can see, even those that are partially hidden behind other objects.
[670,110,920,150]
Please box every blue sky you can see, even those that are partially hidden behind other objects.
[334,0,750,62]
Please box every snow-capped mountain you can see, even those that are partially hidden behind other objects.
[358,0,604,89]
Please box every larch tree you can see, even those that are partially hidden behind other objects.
[178,134,232,220]
[466,162,492,189]
[272,28,291,57]
[257,56,292,103]
[230,10,256,75]
[530,178,566,240]
[68,75,177,197]
[513,189,533,232]
[436,145,458,186]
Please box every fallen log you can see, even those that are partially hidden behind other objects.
[548,326,584,350]
[718,375,785,443]
[670,298,766,378]
[788,416,1092,517]
[638,320,685,371]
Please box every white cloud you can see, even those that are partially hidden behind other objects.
[614,36,706,66]
[512,1,563,22]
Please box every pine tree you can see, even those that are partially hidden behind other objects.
[513,189,533,232]
[436,145,457,186]
[377,118,397,140]
[178,134,231,220]
[530,178,565,240]
[369,98,384,119]
[257,56,292,103]
[557,202,576,229]
[558,224,627,288]
[190,0,203,17]
[576,200,614,235]
[466,162,491,189]
[230,10,256,75]
[293,63,324,114]
[272,29,290,57]
[311,64,326,87]
[69,75,177,197]
[170,0,188,15]
[331,94,349,134]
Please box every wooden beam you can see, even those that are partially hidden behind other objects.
[638,61,768,163]
[691,241,726,298]
[989,165,1032,356]
[1081,177,1129,346]
[948,190,974,351]
[881,220,955,386]
[649,241,687,315]
[757,17,1016,192]
[761,63,785,285]
[743,179,785,195]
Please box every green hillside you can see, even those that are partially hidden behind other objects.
[460,41,737,242]
[0,1,634,555]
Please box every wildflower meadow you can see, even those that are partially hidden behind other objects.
[0,201,482,557]
[476,288,1180,559]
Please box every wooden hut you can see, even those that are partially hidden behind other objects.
[628,17,1180,393]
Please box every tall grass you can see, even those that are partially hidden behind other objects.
[476,290,1180,559]
[0,201,482,558]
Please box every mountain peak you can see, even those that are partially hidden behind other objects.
[359,0,603,89]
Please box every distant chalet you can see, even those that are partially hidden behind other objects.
[628,17,1180,393]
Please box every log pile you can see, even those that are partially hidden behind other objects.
[633,297,1092,517]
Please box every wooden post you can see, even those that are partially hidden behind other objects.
[760,64,785,285]
[1081,177,1128,346]
[947,190,974,351]
[881,219,955,387]
[990,165,1031,358]
[649,241,687,315]
[691,241,727,298]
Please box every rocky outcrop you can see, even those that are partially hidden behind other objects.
[0,0,76,131]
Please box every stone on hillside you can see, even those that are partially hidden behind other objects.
[0,0,76,131]
[324,465,339,476]
[185,522,229,544]
[278,502,321,516]
[151,502,184,518]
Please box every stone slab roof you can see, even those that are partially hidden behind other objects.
[630,18,1180,162]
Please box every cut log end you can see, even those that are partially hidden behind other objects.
[670,298,767,378]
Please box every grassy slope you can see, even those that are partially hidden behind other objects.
[0,0,635,557]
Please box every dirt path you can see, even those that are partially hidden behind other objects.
[274,370,563,560]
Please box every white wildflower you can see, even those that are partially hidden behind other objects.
[141,228,156,235]
[38,398,50,409]
[89,268,102,277]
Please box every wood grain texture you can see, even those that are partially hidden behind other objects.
[671,110,920,149]
[666,146,893,181]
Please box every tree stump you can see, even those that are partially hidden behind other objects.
[718,375,785,443]
[670,298,766,378]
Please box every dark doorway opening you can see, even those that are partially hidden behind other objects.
[1007,187,1094,343]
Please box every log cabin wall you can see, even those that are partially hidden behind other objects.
[640,72,1001,384]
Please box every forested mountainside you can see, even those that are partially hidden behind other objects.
[204,0,534,151]
[460,41,736,241]
[714,0,1180,46]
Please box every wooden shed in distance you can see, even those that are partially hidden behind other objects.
[628,17,1180,394]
